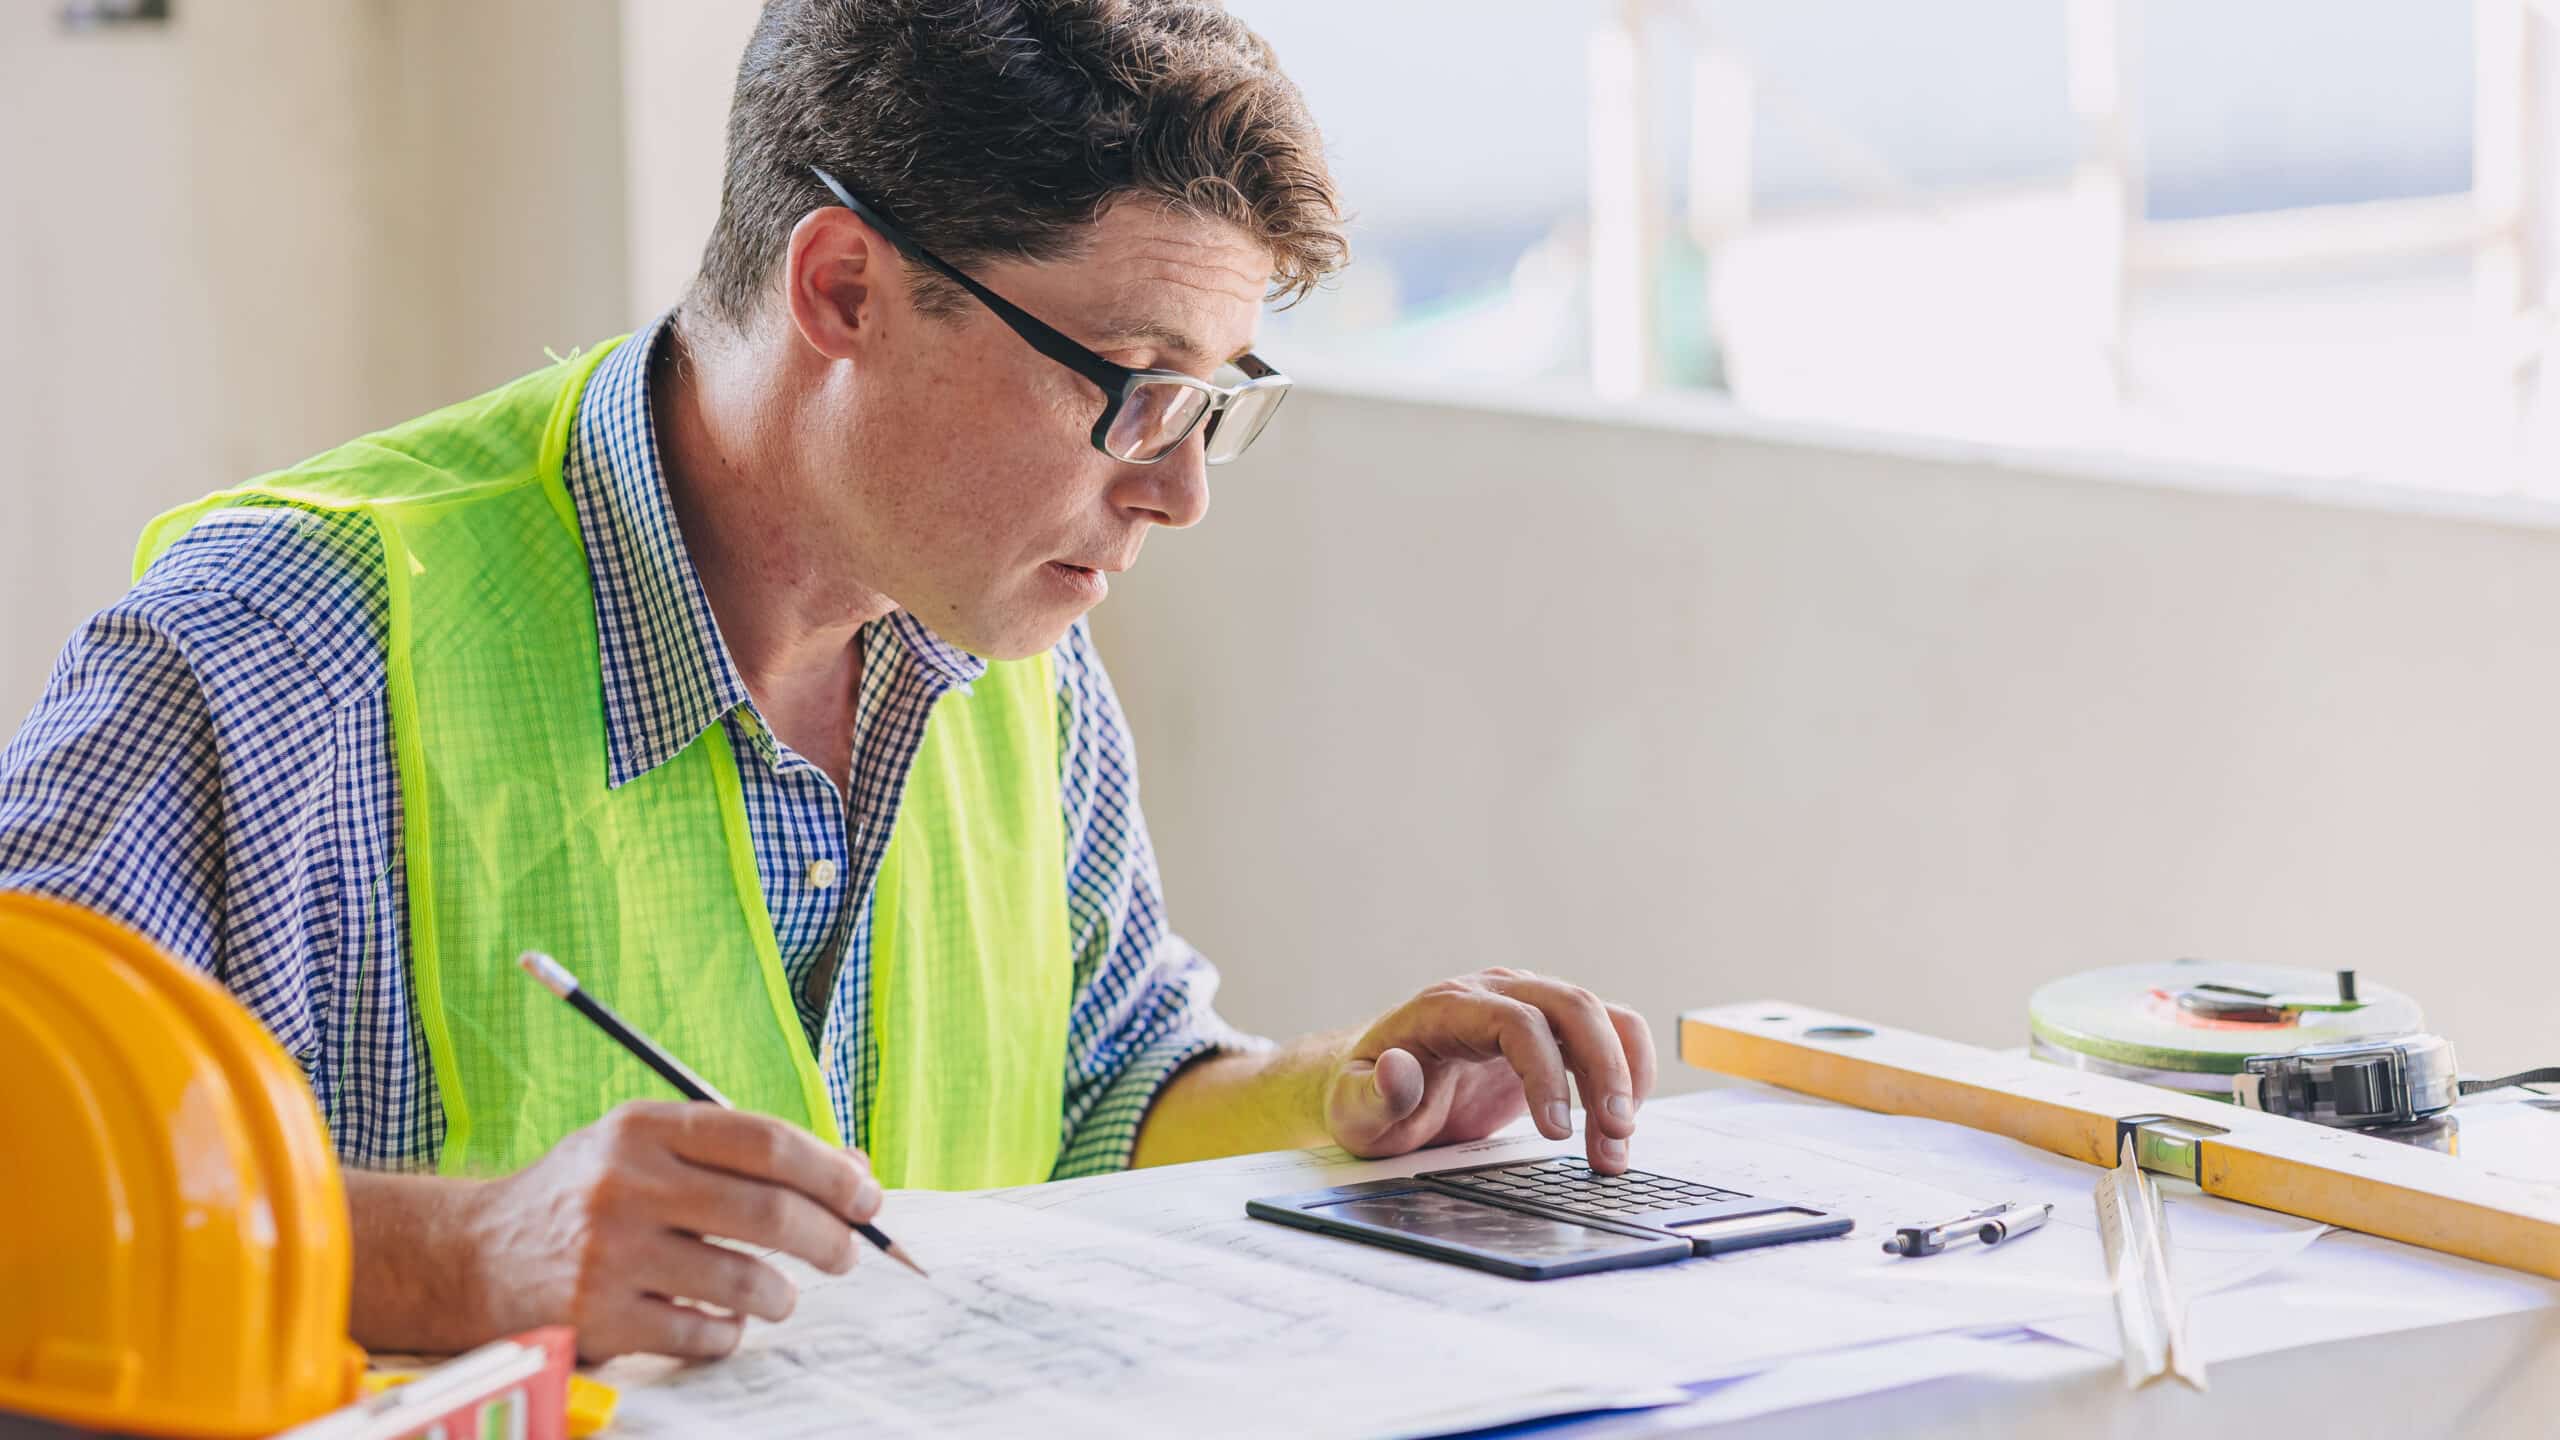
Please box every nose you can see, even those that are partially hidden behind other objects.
[1112,432,1211,530]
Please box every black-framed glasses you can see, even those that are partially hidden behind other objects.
[809,166,1291,466]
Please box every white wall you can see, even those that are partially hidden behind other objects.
[11,4,2554,1095]
[0,1,630,727]
[619,0,764,321]
[1092,386,2560,1085]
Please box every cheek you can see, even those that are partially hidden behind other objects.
[851,348,1114,572]
[902,352,1097,470]
[937,376,1113,521]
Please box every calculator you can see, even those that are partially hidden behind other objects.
[1247,1155,1854,1280]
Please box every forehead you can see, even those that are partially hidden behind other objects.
[995,199,1272,362]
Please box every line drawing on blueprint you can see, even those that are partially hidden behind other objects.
[629,1249,1326,1429]
[608,1199,1673,1440]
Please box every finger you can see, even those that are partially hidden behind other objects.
[1474,996,1575,1140]
[1373,1045,1427,1118]
[659,1106,882,1226]
[649,1151,861,1278]
[1486,975,1635,1139]
[1607,1003,1658,1102]
[674,1170,861,1276]
[581,1295,746,1364]
[633,1231,799,1324]
[1328,1047,1427,1153]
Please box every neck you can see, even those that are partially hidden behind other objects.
[650,317,895,704]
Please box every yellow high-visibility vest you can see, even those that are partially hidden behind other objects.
[136,340,1071,1186]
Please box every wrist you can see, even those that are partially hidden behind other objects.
[345,1170,506,1354]
[447,1172,516,1337]
[1298,1028,1360,1143]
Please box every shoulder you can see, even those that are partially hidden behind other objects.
[133,499,391,706]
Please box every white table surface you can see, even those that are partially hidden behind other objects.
[1542,1089,2560,1439]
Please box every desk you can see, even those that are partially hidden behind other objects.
[1539,1086,2560,1439]
[604,1084,2560,1438]
[1542,1268,2560,1438]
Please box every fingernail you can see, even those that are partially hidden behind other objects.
[1543,1102,1570,1135]
[1595,1134,1627,1168]
[1605,1094,1635,1123]
[856,1181,883,1216]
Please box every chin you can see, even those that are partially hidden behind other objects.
[949,608,1083,662]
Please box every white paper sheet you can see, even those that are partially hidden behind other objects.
[992,1088,2329,1384]
[1612,1329,2112,1433]
[599,1087,2345,1437]
[2024,1094,2560,1366]
[601,1191,1685,1440]
[2031,1224,2560,1364]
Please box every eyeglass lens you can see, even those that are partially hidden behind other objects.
[1105,380,1215,462]
[1203,383,1285,464]
[1105,378,1291,463]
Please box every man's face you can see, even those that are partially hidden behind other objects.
[801,199,1270,660]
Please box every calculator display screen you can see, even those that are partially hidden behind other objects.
[1311,1188,1660,1261]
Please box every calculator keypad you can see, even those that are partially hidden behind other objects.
[1432,1156,1750,1217]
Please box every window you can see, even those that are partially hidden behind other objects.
[1237,0,2556,497]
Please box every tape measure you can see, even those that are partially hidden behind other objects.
[2030,960,2556,1138]
[2028,961,2426,1098]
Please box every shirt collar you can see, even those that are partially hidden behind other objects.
[565,313,987,789]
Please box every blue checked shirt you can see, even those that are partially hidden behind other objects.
[0,315,1248,1176]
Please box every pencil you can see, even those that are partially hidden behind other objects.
[517,950,926,1278]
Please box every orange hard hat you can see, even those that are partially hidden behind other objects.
[0,891,365,1437]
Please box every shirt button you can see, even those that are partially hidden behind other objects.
[805,858,840,890]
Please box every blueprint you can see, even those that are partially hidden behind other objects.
[992,1087,2330,1382]
[604,1190,1683,1439]
[605,1086,2334,1436]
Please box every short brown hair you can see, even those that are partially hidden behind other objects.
[688,0,1346,333]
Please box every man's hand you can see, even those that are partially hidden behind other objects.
[1323,968,1656,1171]
[348,1101,883,1363]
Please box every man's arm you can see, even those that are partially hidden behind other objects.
[1130,1031,1341,1165]
[343,1171,499,1353]
[343,1103,885,1361]
[1134,971,1659,1171]
[0,572,318,1047]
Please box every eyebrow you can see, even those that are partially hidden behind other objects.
[1088,316,1252,368]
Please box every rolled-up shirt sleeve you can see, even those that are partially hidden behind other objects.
[1048,619,1265,1179]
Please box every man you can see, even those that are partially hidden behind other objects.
[0,0,1653,1362]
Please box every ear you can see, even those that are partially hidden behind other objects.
[782,205,894,362]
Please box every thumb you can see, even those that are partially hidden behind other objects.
[1328,1046,1427,1154]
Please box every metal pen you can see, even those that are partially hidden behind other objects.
[1883,1200,2052,1258]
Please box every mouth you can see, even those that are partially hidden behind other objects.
[1046,560,1112,601]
